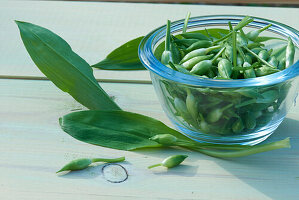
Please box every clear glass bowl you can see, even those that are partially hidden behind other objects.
[139,15,299,145]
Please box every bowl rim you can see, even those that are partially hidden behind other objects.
[138,15,299,88]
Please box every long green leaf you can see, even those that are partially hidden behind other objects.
[59,110,194,150]
[92,36,145,70]
[16,21,120,111]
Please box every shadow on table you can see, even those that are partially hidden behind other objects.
[150,164,199,177]
[209,117,299,200]
[58,118,299,197]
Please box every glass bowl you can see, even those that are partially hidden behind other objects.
[138,15,299,145]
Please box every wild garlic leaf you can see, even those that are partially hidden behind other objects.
[92,36,145,70]
[16,21,120,111]
[59,110,194,150]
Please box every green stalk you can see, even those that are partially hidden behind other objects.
[258,24,272,34]
[212,32,232,45]
[182,12,191,34]
[148,163,162,169]
[243,46,276,68]
[165,20,171,51]
[168,61,178,71]
[191,138,290,158]
[232,30,237,67]
[211,47,226,64]
[91,157,125,163]
[234,16,254,31]
[213,17,253,45]
[176,141,251,151]
[228,21,233,31]
[205,28,214,42]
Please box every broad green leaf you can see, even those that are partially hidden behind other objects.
[59,110,193,150]
[16,21,120,111]
[92,36,146,70]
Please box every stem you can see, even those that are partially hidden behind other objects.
[257,24,272,34]
[205,28,214,42]
[176,141,251,151]
[234,16,254,31]
[228,21,233,31]
[221,103,233,112]
[91,156,125,163]
[148,163,162,169]
[193,138,290,158]
[243,46,276,68]
[232,30,237,67]
[213,17,253,45]
[206,45,221,54]
[168,61,178,71]
[182,12,191,34]
[165,20,171,51]
[212,32,232,45]
[211,47,226,64]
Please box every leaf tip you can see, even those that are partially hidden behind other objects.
[14,20,25,26]
[58,117,63,126]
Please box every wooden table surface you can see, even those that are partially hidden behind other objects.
[1,1,299,199]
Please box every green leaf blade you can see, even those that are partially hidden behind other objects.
[60,110,193,150]
[16,21,120,111]
[92,36,146,70]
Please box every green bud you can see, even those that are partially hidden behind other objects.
[258,50,269,61]
[232,118,244,134]
[199,113,210,133]
[237,55,244,66]
[150,134,177,145]
[286,37,295,68]
[148,155,188,169]
[161,51,173,65]
[56,158,92,173]
[244,112,256,130]
[207,104,233,123]
[218,59,233,79]
[255,65,280,77]
[267,56,278,68]
[186,90,199,120]
[224,46,233,62]
[278,58,286,70]
[56,157,125,173]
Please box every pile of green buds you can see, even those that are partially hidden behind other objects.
[156,16,297,135]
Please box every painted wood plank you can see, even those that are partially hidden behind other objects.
[0,79,299,199]
[69,0,299,5]
[1,1,299,82]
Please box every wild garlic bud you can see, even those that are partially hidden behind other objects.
[148,155,188,169]
[162,155,188,168]
[150,134,177,145]
[56,157,125,173]
[56,158,92,173]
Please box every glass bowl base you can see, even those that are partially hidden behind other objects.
[171,118,284,146]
